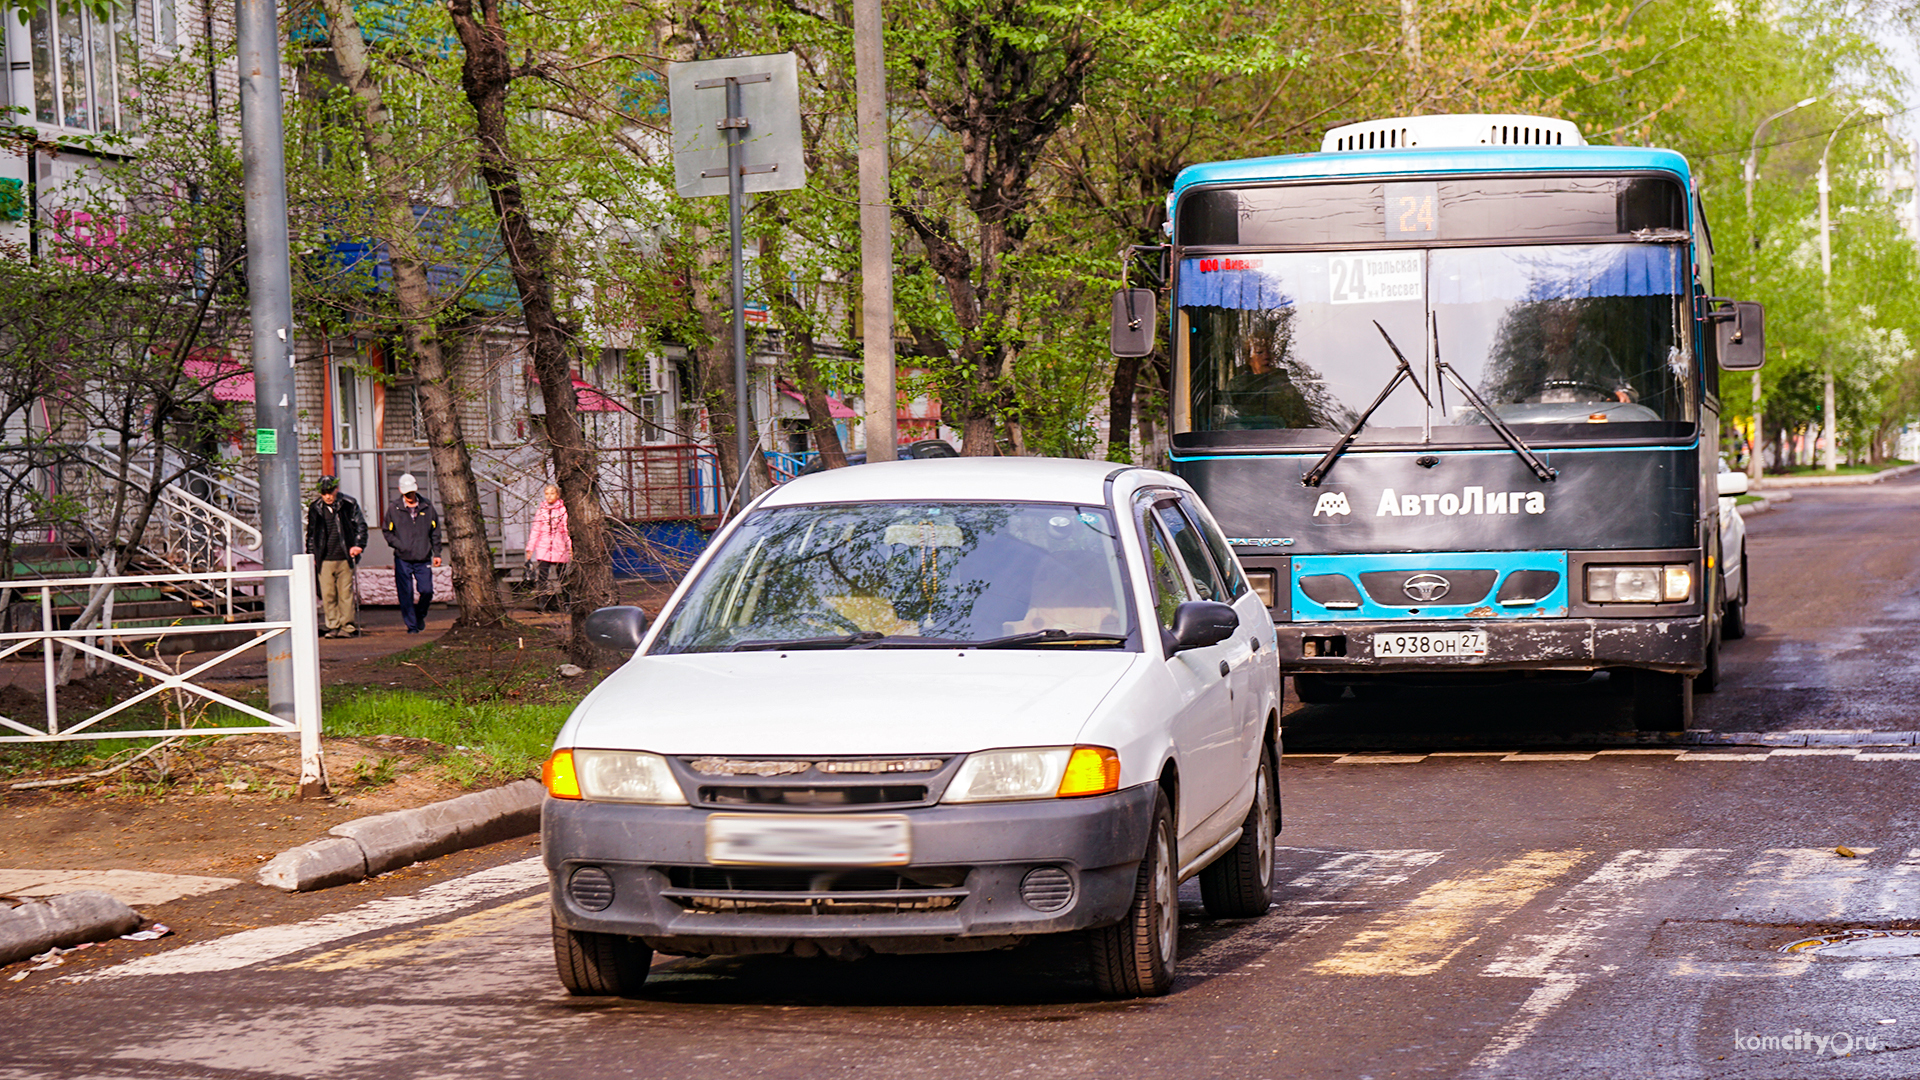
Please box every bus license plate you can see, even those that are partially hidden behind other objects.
[1372,631,1489,658]
[706,814,911,866]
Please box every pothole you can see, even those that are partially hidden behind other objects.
[1782,929,1920,958]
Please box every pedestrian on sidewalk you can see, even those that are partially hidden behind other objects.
[305,475,366,638]
[525,483,571,612]
[381,473,441,634]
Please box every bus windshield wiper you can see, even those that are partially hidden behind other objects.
[1302,321,1432,487]
[1430,313,1557,482]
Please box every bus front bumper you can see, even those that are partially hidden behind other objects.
[1277,616,1706,676]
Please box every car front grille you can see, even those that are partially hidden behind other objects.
[659,865,969,916]
[673,755,956,811]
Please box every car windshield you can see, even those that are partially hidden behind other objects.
[1181,243,1692,437]
[651,501,1134,654]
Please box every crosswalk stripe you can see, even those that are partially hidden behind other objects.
[1480,849,1726,979]
[1310,850,1587,977]
[72,857,547,981]
[272,894,549,972]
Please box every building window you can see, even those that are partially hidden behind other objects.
[486,339,528,445]
[30,0,139,134]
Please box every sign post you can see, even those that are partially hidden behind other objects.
[667,55,806,498]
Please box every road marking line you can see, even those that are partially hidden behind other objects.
[1501,752,1595,761]
[1595,748,1684,755]
[1769,748,1861,756]
[1278,849,1448,902]
[72,857,547,982]
[273,894,549,972]
[1333,753,1428,764]
[1465,975,1581,1074]
[1676,752,1771,761]
[1856,753,1920,761]
[1311,850,1586,977]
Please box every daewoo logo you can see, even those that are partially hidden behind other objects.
[1402,574,1452,602]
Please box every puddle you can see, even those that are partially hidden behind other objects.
[1782,929,1920,958]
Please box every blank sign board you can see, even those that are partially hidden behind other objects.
[667,53,808,199]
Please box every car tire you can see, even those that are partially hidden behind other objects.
[1723,552,1747,641]
[553,919,652,997]
[1695,624,1721,694]
[1199,748,1275,919]
[1632,670,1693,731]
[1292,674,1344,704]
[1088,789,1178,998]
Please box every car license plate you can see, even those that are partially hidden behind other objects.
[705,813,911,866]
[1372,630,1489,657]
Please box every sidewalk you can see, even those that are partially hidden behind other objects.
[1752,462,1920,489]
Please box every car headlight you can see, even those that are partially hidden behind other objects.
[545,748,685,804]
[1585,564,1692,603]
[943,746,1121,802]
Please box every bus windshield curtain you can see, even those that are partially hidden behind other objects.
[1178,245,1682,310]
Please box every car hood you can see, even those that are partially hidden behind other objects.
[562,649,1142,756]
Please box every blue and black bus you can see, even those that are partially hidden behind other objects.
[1111,114,1765,729]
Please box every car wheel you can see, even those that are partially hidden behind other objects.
[1199,748,1275,919]
[1631,671,1693,731]
[1088,788,1177,998]
[1292,674,1344,704]
[1722,551,1747,640]
[553,919,652,997]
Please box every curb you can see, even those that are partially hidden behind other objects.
[1756,462,1920,489]
[0,890,142,966]
[257,779,545,893]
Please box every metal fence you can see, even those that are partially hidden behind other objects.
[0,558,323,792]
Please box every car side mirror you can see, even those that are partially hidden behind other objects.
[585,605,651,653]
[1166,600,1239,654]
[1110,289,1157,358]
[1718,470,1749,497]
[1714,301,1766,370]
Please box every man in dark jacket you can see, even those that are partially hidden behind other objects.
[381,473,442,634]
[305,475,367,638]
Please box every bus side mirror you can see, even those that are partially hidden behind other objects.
[1110,289,1157,358]
[1715,301,1765,370]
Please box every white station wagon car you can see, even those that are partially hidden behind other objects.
[542,458,1282,998]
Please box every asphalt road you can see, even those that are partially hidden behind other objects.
[4,478,1919,1079]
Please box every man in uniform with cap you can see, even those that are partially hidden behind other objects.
[304,475,367,638]
[381,473,442,634]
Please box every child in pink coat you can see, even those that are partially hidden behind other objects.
[526,484,571,611]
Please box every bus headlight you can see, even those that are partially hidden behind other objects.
[1585,564,1692,603]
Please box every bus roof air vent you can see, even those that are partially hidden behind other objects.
[1321,114,1587,153]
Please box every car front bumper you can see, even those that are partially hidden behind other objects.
[542,783,1159,957]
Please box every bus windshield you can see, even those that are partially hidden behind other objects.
[1181,243,1692,438]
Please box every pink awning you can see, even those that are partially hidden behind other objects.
[777,380,857,419]
[183,356,255,403]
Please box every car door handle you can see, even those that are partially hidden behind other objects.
[1219,660,1231,677]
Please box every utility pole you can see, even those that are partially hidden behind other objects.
[236,0,308,792]
[1744,97,1818,484]
[1818,104,1879,472]
[854,0,897,461]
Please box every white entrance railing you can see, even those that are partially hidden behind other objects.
[0,558,323,793]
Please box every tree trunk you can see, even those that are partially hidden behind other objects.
[448,0,615,663]
[1106,351,1139,463]
[322,0,506,628]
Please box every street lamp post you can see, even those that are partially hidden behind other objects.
[1743,96,1819,482]
[1817,104,1877,472]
